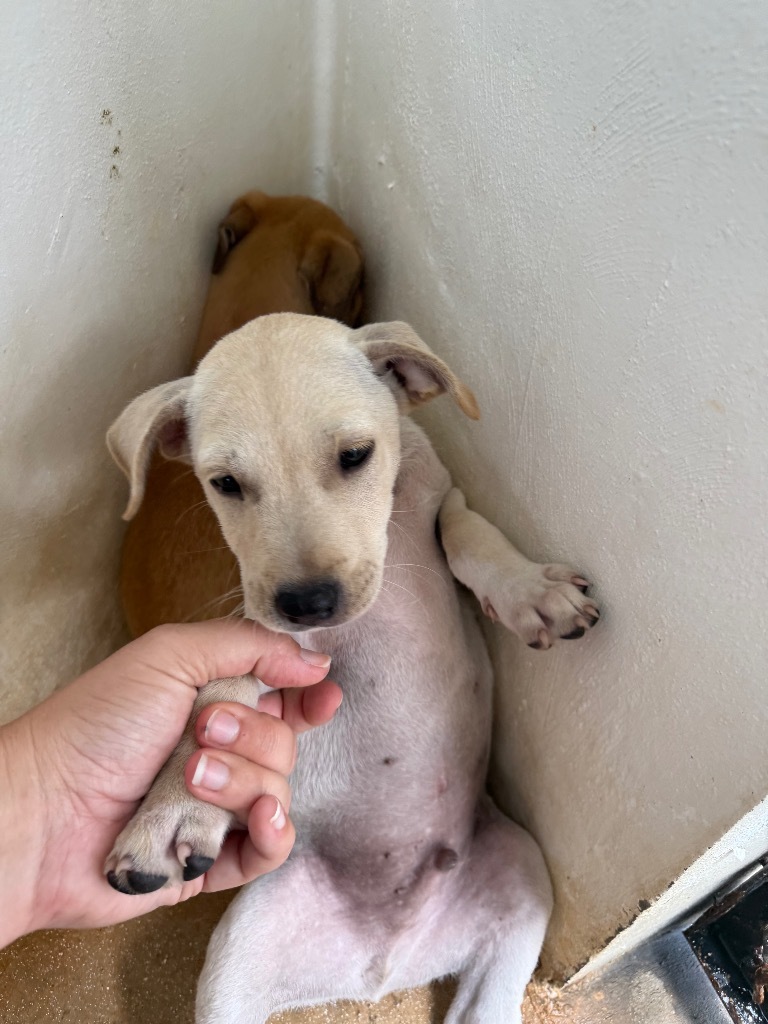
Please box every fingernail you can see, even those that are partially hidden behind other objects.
[191,753,230,791]
[205,709,240,745]
[299,648,331,669]
[270,798,287,830]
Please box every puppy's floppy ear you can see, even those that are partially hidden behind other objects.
[352,322,480,419]
[300,230,364,325]
[212,200,259,274]
[106,378,193,520]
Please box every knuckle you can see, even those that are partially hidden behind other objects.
[148,622,185,643]
[144,622,177,648]
[143,623,195,670]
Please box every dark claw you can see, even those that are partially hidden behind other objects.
[183,854,215,881]
[125,869,168,894]
[528,640,543,650]
[562,626,586,640]
[106,870,136,895]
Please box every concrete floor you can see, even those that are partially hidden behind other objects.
[0,899,730,1024]
[525,932,733,1024]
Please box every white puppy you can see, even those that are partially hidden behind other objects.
[106,314,599,1024]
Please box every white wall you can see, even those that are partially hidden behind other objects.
[3,0,767,982]
[0,0,318,721]
[324,0,768,977]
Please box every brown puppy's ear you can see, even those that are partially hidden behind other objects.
[106,378,193,520]
[352,322,480,419]
[300,230,364,325]
[212,200,259,274]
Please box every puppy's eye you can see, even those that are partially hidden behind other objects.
[339,444,374,471]
[210,475,242,497]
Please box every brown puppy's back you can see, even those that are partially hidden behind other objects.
[121,192,364,636]
[196,191,363,362]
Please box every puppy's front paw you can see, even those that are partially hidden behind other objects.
[482,563,600,650]
[105,792,233,895]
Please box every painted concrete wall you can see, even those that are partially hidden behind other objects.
[0,0,317,722]
[324,0,768,977]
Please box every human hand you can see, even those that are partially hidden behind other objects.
[0,620,341,947]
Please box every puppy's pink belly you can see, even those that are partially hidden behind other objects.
[309,832,470,916]
[296,783,479,893]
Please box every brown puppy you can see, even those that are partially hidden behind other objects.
[120,192,364,636]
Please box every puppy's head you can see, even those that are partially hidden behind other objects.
[195,192,364,362]
[108,314,478,632]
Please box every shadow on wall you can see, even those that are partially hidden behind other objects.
[0,314,142,722]
[0,493,129,719]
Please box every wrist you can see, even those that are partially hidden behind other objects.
[0,714,48,947]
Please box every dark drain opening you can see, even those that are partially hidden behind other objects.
[686,864,768,1024]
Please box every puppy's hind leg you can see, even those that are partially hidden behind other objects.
[411,801,552,1024]
[196,852,375,1024]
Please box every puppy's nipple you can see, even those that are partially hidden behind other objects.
[435,847,459,872]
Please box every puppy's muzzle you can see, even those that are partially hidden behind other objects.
[275,580,342,627]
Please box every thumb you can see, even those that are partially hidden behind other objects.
[107,620,332,693]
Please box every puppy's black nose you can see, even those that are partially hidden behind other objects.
[275,581,341,626]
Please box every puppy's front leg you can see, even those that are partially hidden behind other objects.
[105,675,260,895]
[438,488,600,650]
